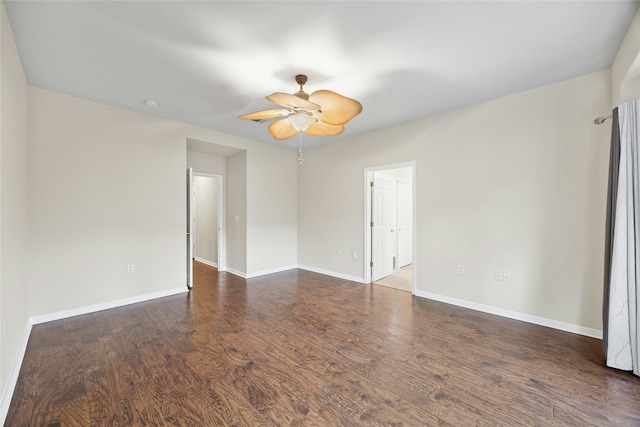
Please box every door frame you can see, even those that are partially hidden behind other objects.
[363,161,416,293]
[192,172,226,272]
[187,168,193,289]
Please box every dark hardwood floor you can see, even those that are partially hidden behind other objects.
[5,261,640,426]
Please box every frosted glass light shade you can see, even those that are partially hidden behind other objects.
[289,111,316,131]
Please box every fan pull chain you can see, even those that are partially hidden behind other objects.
[298,132,304,166]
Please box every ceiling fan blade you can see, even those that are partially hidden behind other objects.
[268,118,300,140]
[238,108,291,121]
[309,90,362,126]
[267,92,321,110]
[305,120,345,137]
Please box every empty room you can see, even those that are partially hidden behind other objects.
[2,1,640,425]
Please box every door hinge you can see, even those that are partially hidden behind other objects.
[370,261,374,267]
[370,221,374,227]
[370,181,374,187]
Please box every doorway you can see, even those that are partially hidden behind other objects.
[191,173,224,270]
[364,162,415,293]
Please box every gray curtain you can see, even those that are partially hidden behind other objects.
[603,108,620,356]
[604,99,640,375]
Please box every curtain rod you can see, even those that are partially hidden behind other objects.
[594,114,612,125]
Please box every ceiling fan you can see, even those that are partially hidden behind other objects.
[238,74,363,140]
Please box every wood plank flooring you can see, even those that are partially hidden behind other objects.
[5,261,640,426]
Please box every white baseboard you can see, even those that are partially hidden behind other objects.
[264,267,599,338]
[0,321,32,426]
[224,264,365,283]
[296,265,366,284]
[414,290,602,339]
[194,257,217,268]
[30,287,189,325]
[246,265,298,279]
[226,265,298,279]
[225,267,246,278]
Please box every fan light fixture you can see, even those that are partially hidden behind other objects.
[238,74,362,165]
[289,111,316,132]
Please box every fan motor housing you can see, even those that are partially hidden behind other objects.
[294,91,310,100]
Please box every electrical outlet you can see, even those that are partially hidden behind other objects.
[337,249,342,256]
[128,264,135,273]
[457,264,465,274]
[352,251,358,260]
[494,270,503,281]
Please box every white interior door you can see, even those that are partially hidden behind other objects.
[372,173,396,282]
[186,168,193,289]
[397,181,413,268]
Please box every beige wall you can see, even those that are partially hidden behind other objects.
[0,1,30,411]
[299,70,611,332]
[298,122,418,276]
[612,7,640,107]
[226,151,247,274]
[28,88,188,315]
[417,70,610,331]
[246,149,298,275]
[28,86,297,315]
[187,151,226,176]
[187,142,299,278]
[188,141,298,277]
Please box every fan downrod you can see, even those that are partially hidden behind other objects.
[294,74,310,100]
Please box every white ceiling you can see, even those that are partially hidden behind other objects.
[5,1,639,151]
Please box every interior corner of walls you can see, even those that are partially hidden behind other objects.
[297,265,366,284]
[194,257,217,269]
[225,268,247,279]
[612,7,640,107]
[618,74,640,107]
[0,320,32,426]
[245,265,297,279]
